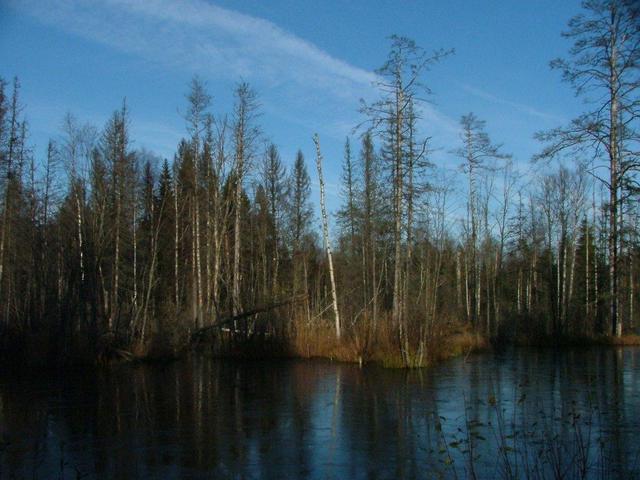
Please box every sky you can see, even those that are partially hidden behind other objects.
[0,0,586,215]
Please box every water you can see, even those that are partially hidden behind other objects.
[1,348,640,479]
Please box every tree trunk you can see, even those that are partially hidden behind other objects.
[193,145,203,329]
[232,156,243,322]
[609,7,621,337]
[112,187,120,332]
[174,173,180,311]
[313,134,341,339]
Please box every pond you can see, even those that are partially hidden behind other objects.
[1,348,639,479]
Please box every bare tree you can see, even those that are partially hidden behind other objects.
[185,77,211,329]
[359,36,451,361]
[313,134,341,339]
[455,113,509,333]
[231,83,260,322]
[536,0,640,337]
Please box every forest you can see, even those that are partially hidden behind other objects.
[0,0,639,368]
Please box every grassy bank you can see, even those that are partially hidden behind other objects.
[4,315,640,370]
[186,316,489,369]
[290,323,487,368]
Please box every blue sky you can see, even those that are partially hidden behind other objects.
[0,0,584,214]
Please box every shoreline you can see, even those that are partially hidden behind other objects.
[3,327,639,372]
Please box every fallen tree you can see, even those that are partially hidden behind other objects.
[190,294,308,343]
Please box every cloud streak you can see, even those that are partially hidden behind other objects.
[9,0,377,100]
[458,82,564,124]
[8,0,463,142]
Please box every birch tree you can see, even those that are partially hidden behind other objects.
[537,0,640,337]
[185,77,211,329]
[313,134,341,339]
[455,113,509,334]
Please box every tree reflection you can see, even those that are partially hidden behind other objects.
[1,350,640,479]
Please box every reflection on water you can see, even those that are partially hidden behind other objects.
[1,348,640,479]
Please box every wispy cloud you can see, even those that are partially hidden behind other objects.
[8,0,461,144]
[8,0,377,99]
[458,82,564,123]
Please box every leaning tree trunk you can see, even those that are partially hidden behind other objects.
[313,134,341,339]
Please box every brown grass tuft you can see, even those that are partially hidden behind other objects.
[288,315,488,368]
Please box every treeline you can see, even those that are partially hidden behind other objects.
[0,0,639,366]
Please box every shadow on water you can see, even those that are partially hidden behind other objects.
[1,348,640,479]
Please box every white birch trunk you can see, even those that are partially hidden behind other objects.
[313,134,341,339]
